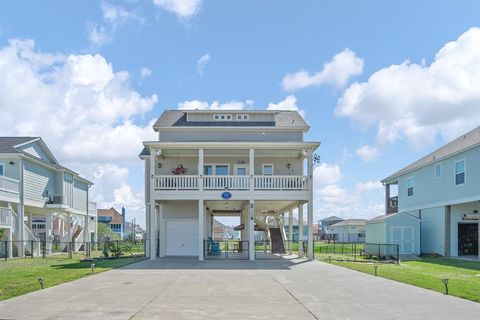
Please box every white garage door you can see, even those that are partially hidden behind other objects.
[392,226,415,254]
[165,220,198,256]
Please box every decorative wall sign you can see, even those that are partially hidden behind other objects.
[462,213,479,221]
[221,191,232,199]
[313,154,321,164]
[172,164,188,175]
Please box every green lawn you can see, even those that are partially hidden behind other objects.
[327,257,480,303]
[0,254,143,301]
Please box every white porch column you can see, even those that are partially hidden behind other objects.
[159,202,165,257]
[199,199,205,260]
[18,158,25,258]
[298,204,304,257]
[7,228,13,259]
[248,199,255,260]
[307,149,314,261]
[67,213,72,242]
[198,149,204,192]
[288,208,293,254]
[249,148,254,191]
[149,202,157,260]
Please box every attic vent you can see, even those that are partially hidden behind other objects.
[463,135,466,139]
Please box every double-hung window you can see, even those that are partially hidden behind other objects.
[406,176,414,197]
[262,164,273,175]
[455,160,465,185]
[0,163,4,176]
[434,163,442,178]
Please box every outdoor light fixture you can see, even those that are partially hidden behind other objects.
[373,265,379,276]
[442,278,449,295]
[38,277,45,289]
[91,263,96,274]
[9,161,14,165]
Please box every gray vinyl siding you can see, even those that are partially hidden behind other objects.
[397,145,480,212]
[0,156,20,180]
[64,173,74,207]
[23,161,58,204]
[420,206,445,255]
[158,130,303,142]
[385,213,421,255]
[73,179,87,212]
[365,222,386,244]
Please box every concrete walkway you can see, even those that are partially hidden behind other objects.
[1,257,479,319]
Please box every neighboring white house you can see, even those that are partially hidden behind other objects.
[328,219,366,243]
[380,126,480,257]
[140,110,319,260]
[0,137,96,258]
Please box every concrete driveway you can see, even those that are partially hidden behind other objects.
[1,257,479,320]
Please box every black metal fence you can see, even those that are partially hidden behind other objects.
[313,241,399,263]
[204,240,249,260]
[0,240,146,261]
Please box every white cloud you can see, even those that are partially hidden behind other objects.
[266,95,304,116]
[153,0,201,19]
[140,67,152,78]
[87,2,144,47]
[356,145,380,162]
[312,163,384,221]
[0,39,157,226]
[355,181,383,192]
[282,48,364,91]
[177,99,245,110]
[196,53,210,75]
[336,27,480,149]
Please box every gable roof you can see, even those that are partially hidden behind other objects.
[383,125,480,182]
[331,219,367,227]
[97,207,123,224]
[152,110,309,130]
[320,215,344,222]
[368,212,420,223]
[0,136,92,185]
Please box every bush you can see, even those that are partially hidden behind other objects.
[106,241,133,258]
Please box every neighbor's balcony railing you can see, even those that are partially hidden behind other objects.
[0,207,12,227]
[154,175,308,191]
[0,176,20,194]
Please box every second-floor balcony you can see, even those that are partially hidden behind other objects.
[154,175,309,191]
[0,176,20,194]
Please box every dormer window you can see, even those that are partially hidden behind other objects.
[213,114,233,121]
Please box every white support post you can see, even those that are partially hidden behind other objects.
[45,212,53,254]
[298,204,304,257]
[67,213,72,243]
[288,208,293,254]
[7,228,13,259]
[18,158,25,258]
[159,202,165,257]
[248,199,255,261]
[307,149,314,261]
[199,199,204,260]
[198,149,204,192]
[149,203,157,260]
[249,148,254,191]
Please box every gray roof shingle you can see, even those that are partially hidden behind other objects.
[0,137,38,154]
[331,219,367,227]
[383,125,480,182]
[152,110,308,129]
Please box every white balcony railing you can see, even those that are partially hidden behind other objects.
[154,175,308,191]
[254,175,308,190]
[0,176,20,194]
[0,207,12,227]
[155,175,198,190]
[204,176,249,190]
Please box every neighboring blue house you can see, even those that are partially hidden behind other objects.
[377,126,480,257]
[97,207,126,239]
[284,216,309,241]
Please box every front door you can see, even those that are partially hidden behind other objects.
[458,223,479,255]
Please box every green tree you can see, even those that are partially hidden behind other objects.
[97,223,120,241]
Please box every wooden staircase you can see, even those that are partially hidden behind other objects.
[269,228,285,254]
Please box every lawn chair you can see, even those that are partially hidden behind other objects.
[208,238,221,256]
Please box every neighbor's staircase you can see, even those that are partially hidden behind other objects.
[11,209,41,257]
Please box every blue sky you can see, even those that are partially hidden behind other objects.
[1,0,479,227]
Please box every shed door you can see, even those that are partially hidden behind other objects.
[392,226,415,254]
[165,220,198,256]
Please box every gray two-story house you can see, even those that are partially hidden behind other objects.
[140,110,320,261]
[0,137,96,258]
[380,126,480,257]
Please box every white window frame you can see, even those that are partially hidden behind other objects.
[214,164,230,176]
[236,114,249,121]
[454,159,466,186]
[262,163,274,176]
[203,164,213,176]
[233,164,249,176]
[0,163,4,176]
[213,114,233,121]
[434,162,442,178]
[406,176,414,197]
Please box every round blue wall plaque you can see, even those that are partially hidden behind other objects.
[221,191,232,199]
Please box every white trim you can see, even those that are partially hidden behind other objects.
[233,164,249,175]
[406,176,414,197]
[144,141,320,150]
[434,162,442,178]
[154,126,310,132]
[454,158,466,186]
[262,163,274,175]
